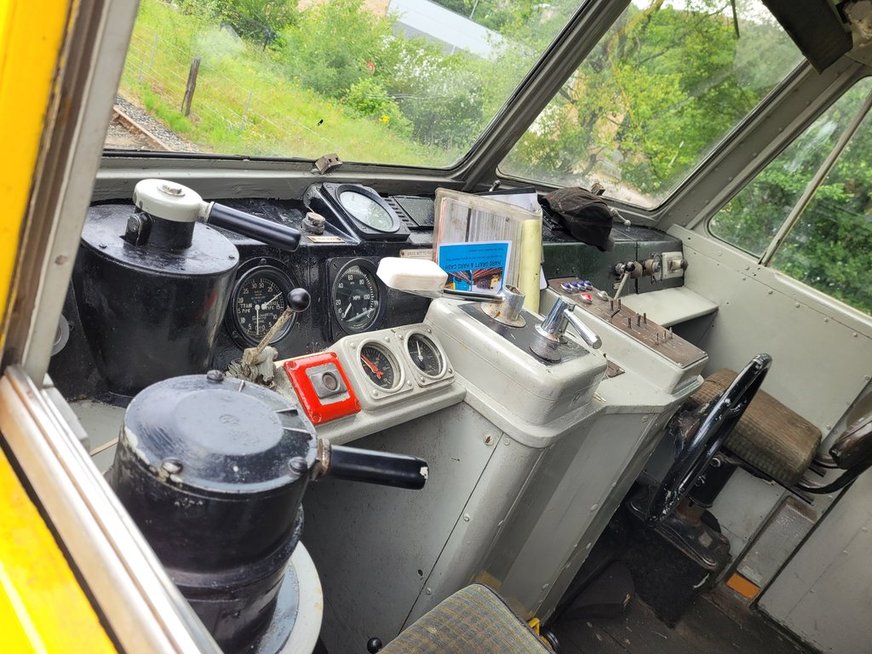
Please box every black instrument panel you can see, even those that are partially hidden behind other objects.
[51,186,685,402]
[207,195,431,372]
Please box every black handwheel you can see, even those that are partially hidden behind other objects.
[647,353,772,523]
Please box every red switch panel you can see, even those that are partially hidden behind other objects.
[283,352,360,425]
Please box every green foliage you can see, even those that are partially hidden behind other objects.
[344,77,411,136]
[710,80,872,314]
[280,0,394,98]
[119,0,438,163]
[502,0,800,201]
[174,0,221,19]
[428,0,538,33]
[383,43,486,151]
[213,0,297,43]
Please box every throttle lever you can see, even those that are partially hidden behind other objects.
[230,289,310,383]
[245,288,310,364]
[204,202,302,252]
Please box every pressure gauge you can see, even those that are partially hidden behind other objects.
[359,343,399,390]
[339,190,397,232]
[406,333,445,378]
[230,266,295,345]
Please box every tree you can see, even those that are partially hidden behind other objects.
[280,0,395,98]
[214,0,297,44]
[501,0,798,199]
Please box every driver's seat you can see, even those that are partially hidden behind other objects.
[691,368,821,488]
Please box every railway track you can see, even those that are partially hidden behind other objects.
[106,105,170,151]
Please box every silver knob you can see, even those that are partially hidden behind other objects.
[536,298,602,349]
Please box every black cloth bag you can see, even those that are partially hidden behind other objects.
[542,187,613,251]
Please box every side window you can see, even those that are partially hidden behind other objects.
[709,79,872,315]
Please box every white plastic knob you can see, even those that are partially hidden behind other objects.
[132,178,206,223]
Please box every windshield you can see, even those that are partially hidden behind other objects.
[500,0,803,207]
[106,0,805,206]
[104,0,581,166]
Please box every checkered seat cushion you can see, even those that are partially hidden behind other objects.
[382,584,553,653]
[691,369,821,486]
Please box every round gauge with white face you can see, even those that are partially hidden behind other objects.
[332,264,381,333]
[339,190,398,232]
[359,343,399,390]
[230,266,294,345]
[406,333,444,378]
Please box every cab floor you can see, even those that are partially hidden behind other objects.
[552,590,815,654]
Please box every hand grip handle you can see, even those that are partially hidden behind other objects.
[206,202,302,252]
[564,308,602,349]
[322,444,428,490]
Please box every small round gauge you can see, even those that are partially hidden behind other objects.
[332,264,381,333]
[339,190,398,232]
[230,266,295,345]
[406,333,444,378]
[359,343,399,390]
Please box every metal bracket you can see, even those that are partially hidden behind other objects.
[311,153,343,174]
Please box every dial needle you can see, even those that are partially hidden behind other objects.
[264,292,283,308]
[416,340,423,362]
[349,307,375,322]
[256,305,261,334]
[343,302,353,319]
[360,354,383,379]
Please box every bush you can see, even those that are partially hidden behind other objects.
[384,43,487,151]
[281,0,395,98]
[344,78,411,135]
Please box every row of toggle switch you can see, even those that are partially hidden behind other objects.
[560,280,593,293]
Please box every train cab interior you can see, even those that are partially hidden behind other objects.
[1,0,871,652]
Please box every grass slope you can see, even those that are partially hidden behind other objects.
[119,0,444,165]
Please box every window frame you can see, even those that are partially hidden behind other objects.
[702,74,872,314]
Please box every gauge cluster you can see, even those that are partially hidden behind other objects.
[331,324,454,410]
[203,191,430,371]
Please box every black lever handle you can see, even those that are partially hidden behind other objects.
[206,202,302,252]
[287,287,311,313]
[322,444,427,490]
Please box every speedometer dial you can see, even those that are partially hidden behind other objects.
[359,343,399,390]
[332,264,380,333]
[230,266,294,345]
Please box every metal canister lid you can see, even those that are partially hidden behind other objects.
[122,373,317,495]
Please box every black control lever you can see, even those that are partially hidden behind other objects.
[317,442,428,490]
[205,202,302,252]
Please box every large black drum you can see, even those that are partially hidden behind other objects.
[108,371,428,652]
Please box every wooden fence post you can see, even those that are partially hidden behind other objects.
[181,57,200,117]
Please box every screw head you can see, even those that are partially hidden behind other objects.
[288,457,309,475]
[206,369,225,383]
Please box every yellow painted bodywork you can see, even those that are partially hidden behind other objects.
[0,0,75,349]
[0,446,116,653]
[0,1,116,651]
